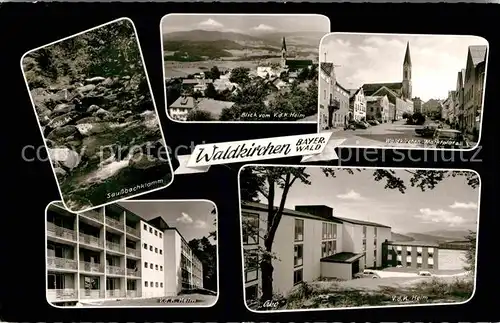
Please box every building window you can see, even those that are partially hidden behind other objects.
[387,254,392,261]
[428,264,434,269]
[150,263,153,269]
[144,262,148,268]
[245,284,258,301]
[374,227,377,237]
[242,212,259,245]
[149,246,153,251]
[294,244,303,267]
[155,264,158,270]
[244,251,259,283]
[155,247,158,253]
[160,266,163,271]
[143,224,147,230]
[155,230,158,236]
[160,249,163,255]
[155,282,159,288]
[143,243,147,249]
[149,227,152,233]
[293,268,303,285]
[145,281,148,287]
[150,281,153,287]
[160,282,163,288]
[363,226,367,238]
[159,232,162,238]
[406,262,411,267]
[294,219,304,242]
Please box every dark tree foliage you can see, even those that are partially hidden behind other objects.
[24,19,142,87]
[186,109,215,121]
[187,207,218,292]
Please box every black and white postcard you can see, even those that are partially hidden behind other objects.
[45,199,218,308]
[22,18,174,213]
[318,33,488,150]
[161,14,330,122]
[239,165,480,311]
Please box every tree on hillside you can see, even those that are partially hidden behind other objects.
[240,167,479,302]
[187,109,215,121]
[463,230,477,274]
[188,236,217,292]
[229,67,251,86]
[209,207,217,241]
[204,83,218,99]
[268,79,318,119]
[210,66,221,80]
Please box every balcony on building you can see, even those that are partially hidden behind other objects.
[126,239,141,259]
[126,258,141,278]
[47,205,77,244]
[105,205,125,232]
[79,207,104,225]
[47,242,77,271]
[328,97,340,112]
[79,249,104,274]
[79,222,104,250]
[47,272,78,303]
[106,254,125,276]
[125,211,141,240]
[106,231,124,254]
[126,279,141,298]
[106,277,126,298]
[80,275,104,299]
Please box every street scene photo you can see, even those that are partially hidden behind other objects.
[22,18,174,213]
[162,14,329,122]
[240,166,479,311]
[46,200,218,307]
[318,33,488,149]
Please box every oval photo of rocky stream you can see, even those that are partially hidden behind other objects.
[21,18,174,213]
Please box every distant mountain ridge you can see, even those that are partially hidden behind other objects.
[392,230,472,243]
[164,30,262,43]
[163,29,326,47]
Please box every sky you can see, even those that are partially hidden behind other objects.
[321,33,488,101]
[118,200,216,242]
[263,167,479,234]
[161,14,330,35]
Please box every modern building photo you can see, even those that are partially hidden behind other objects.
[318,33,488,150]
[162,14,329,122]
[45,200,218,307]
[22,18,174,212]
[239,166,479,311]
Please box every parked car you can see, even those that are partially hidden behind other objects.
[360,120,371,128]
[418,271,432,277]
[367,120,378,126]
[432,129,470,149]
[350,121,367,129]
[415,125,437,138]
[354,269,380,279]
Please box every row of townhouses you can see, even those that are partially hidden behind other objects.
[319,43,418,131]
[440,45,487,137]
[46,202,203,306]
[242,202,439,301]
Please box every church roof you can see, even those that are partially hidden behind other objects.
[404,41,412,65]
[320,62,334,76]
[362,82,402,96]
[286,59,313,69]
[468,45,487,67]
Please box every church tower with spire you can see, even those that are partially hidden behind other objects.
[281,36,287,68]
[402,41,412,100]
